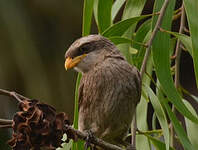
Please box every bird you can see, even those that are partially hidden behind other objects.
[64,35,141,149]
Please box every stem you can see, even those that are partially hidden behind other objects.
[0,119,13,125]
[131,112,136,146]
[174,4,185,89]
[0,89,29,102]
[171,3,186,147]
[132,0,170,148]
[0,119,12,129]
[140,0,170,78]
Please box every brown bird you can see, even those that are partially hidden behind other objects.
[64,35,141,148]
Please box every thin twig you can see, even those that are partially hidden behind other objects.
[0,119,13,125]
[171,3,186,147]
[174,4,185,88]
[131,39,148,48]
[0,125,12,128]
[0,119,12,128]
[131,112,136,146]
[0,89,30,102]
[140,0,170,78]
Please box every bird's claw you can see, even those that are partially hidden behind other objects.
[84,130,95,150]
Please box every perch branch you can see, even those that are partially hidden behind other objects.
[65,125,124,150]
[0,89,125,150]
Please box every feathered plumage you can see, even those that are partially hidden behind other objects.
[65,35,141,148]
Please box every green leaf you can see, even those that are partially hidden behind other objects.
[102,14,151,37]
[183,99,198,150]
[161,30,192,55]
[72,0,94,149]
[98,0,113,33]
[183,0,198,88]
[136,52,153,150]
[73,74,81,129]
[116,0,146,63]
[122,0,147,20]
[152,0,198,124]
[146,135,175,150]
[112,0,125,21]
[144,85,170,150]
[108,36,131,45]
[156,81,194,150]
[163,99,194,150]
[135,30,151,69]
[93,0,99,26]
[72,74,83,150]
[136,96,151,150]
[82,0,94,36]
[181,87,198,103]
[133,19,151,50]
[132,18,151,68]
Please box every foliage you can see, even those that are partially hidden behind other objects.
[61,0,198,150]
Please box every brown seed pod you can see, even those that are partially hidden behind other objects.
[8,99,71,150]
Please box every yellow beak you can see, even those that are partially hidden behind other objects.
[65,54,87,70]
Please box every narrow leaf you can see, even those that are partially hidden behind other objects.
[161,30,192,55]
[102,14,151,37]
[98,0,113,33]
[136,53,153,150]
[112,0,125,21]
[183,99,198,149]
[117,0,146,63]
[108,36,131,45]
[163,100,194,150]
[183,0,198,88]
[82,0,94,36]
[144,85,170,150]
[93,0,99,26]
[136,96,151,150]
[146,135,175,150]
[152,0,198,124]
[122,0,146,20]
[133,19,151,50]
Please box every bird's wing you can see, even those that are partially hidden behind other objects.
[78,80,84,108]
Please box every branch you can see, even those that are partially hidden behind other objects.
[132,0,170,148]
[65,125,125,150]
[174,4,185,89]
[0,119,124,150]
[140,0,170,78]
[0,89,125,150]
[171,3,186,147]
[0,89,30,102]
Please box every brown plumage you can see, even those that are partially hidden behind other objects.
[65,35,141,148]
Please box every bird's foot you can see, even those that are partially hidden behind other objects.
[126,145,136,150]
[84,130,95,150]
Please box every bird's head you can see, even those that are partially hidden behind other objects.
[64,34,118,73]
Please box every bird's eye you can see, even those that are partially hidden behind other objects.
[80,47,88,54]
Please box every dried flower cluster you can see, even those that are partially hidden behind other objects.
[7,99,71,150]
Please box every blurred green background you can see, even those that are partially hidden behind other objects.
[0,1,86,148]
